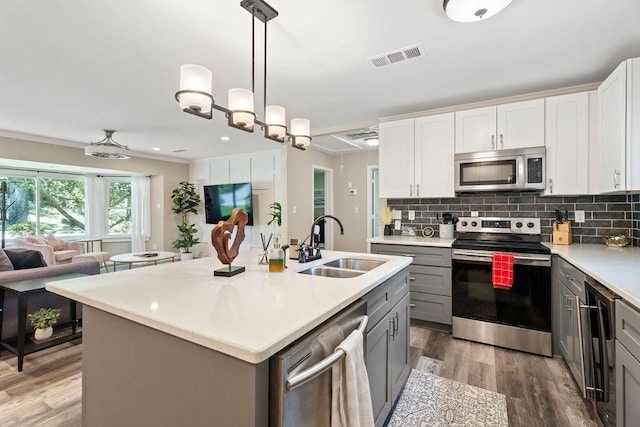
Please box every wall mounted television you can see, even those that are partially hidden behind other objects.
[203,182,254,226]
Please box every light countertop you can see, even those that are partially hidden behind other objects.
[46,249,411,364]
[367,235,456,248]
[544,243,640,309]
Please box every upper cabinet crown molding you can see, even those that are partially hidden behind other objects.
[455,99,545,153]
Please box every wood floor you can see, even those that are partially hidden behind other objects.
[410,325,598,427]
[0,327,598,426]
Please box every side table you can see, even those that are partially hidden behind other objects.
[0,273,86,372]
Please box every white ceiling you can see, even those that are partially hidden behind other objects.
[1,0,639,161]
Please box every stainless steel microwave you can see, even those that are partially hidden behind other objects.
[454,147,545,192]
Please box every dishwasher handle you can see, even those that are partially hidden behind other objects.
[286,315,369,391]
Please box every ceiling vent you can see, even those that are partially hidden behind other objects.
[170,148,187,153]
[368,43,425,68]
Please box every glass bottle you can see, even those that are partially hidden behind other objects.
[269,238,285,272]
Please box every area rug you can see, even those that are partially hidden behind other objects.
[387,369,508,427]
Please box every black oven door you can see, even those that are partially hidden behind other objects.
[452,249,552,332]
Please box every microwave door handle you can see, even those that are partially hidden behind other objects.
[596,299,610,402]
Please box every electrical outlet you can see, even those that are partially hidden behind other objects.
[394,220,401,230]
[392,210,402,220]
[575,210,586,223]
[292,205,297,214]
[152,244,157,250]
[408,210,415,220]
[471,211,479,217]
[354,207,359,214]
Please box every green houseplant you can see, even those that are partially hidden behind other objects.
[171,181,201,260]
[28,307,61,340]
[267,202,282,227]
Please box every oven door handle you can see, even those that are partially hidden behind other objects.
[452,250,551,263]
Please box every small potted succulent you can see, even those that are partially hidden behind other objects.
[28,307,61,340]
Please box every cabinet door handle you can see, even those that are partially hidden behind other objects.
[389,317,395,340]
[567,295,573,311]
[409,184,413,197]
[491,135,495,150]
[393,312,399,337]
[409,304,416,308]
[613,169,620,189]
[500,133,504,149]
[549,178,553,194]
[409,277,416,281]
[401,253,416,257]
[416,184,420,197]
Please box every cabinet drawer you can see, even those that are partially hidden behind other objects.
[556,256,586,297]
[410,293,452,325]
[371,244,451,267]
[391,268,410,308]
[616,300,640,358]
[363,280,393,333]
[409,265,452,296]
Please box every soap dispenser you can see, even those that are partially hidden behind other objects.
[269,237,285,272]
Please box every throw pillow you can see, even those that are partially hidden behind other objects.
[43,234,65,251]
[0,248,14,271]
[26,236,47,245]
[4,249,48,270]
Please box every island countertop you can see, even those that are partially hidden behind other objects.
[46,249,411,364]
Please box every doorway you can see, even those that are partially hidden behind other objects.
[367,166,380,239]
[312,166,333,249]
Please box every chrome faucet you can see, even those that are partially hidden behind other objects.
[307,215,344,260]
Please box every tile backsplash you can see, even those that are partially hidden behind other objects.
[387,192,639,246]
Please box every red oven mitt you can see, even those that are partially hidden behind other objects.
[492,253,514,290]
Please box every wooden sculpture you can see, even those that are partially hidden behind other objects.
[210,207,249,276]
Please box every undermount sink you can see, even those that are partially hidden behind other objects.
[298,266,364,278]
[298,257,387,278]
[323,258,386,271]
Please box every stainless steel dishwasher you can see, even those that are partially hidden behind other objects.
[269,299,368,427]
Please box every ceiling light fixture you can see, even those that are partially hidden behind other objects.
[85,129,131,159]
[175,0,311,150]
[365,138,379,147]
[443,0,514,23]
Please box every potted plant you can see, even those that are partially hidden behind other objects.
[267,202,282,228]
[28,307,61,340]
[171,181,201,261]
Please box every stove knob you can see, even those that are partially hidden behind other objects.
[515,222,523,228]
[527,222,535,228]
[461,221,468,227]
[471,221,478,227]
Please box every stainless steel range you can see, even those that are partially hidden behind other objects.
[452,217,552,356]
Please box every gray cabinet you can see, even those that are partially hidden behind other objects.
[552,256,588,395]
[371,244,452,325]
[363,267,410,427]
[616,300,640,427]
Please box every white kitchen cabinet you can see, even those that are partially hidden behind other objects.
[379,114,455,198]
[598,57,640,192]
[414,113,455,198]
[544,92,590,195]
[455,99,545,153]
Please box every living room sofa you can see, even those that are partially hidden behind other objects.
[12,236,81,265]
[0,248,100,339]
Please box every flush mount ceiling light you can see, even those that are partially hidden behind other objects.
[365,138,379,147]
[175,0,311,150]
[85,129,131,159]
[443,0,514,23]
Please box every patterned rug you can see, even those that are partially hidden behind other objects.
[387,369,509,427]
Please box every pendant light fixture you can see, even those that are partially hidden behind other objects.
[85,129,131,159]
[175,0,311,150]
[443,0,514,23]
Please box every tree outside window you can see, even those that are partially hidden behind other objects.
[108,181,132,235]
[0,176,36,237]
[38,177,85,235]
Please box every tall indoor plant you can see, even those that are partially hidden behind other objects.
[171,181,201,261]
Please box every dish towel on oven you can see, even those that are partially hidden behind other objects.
[331,329,374,427]
[492,253,515,290]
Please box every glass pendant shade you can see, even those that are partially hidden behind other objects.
[443,0,513,22]
[228,88,255,128]
[290,118,311,148]
[179,64,213,113]
[265,105,287,139]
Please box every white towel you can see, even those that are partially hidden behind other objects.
[331,330,375,427]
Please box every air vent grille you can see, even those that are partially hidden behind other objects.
[368,43,425,68]
[170,148,186,153]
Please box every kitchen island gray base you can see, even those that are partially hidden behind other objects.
[82,306,269,427]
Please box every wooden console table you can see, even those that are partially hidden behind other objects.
[0,273,86,372]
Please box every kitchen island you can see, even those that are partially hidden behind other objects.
[46,249,411,427]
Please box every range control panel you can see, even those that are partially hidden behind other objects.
[456,217,541,235]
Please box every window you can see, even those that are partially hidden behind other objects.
[0,175,36,237]
[38,177,85,236]
[107,180,132,235]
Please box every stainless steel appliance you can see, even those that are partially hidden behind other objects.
[270,299,368,427]
[452,217,552,356]
[582,277,618,426]
[454,147,545,192]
